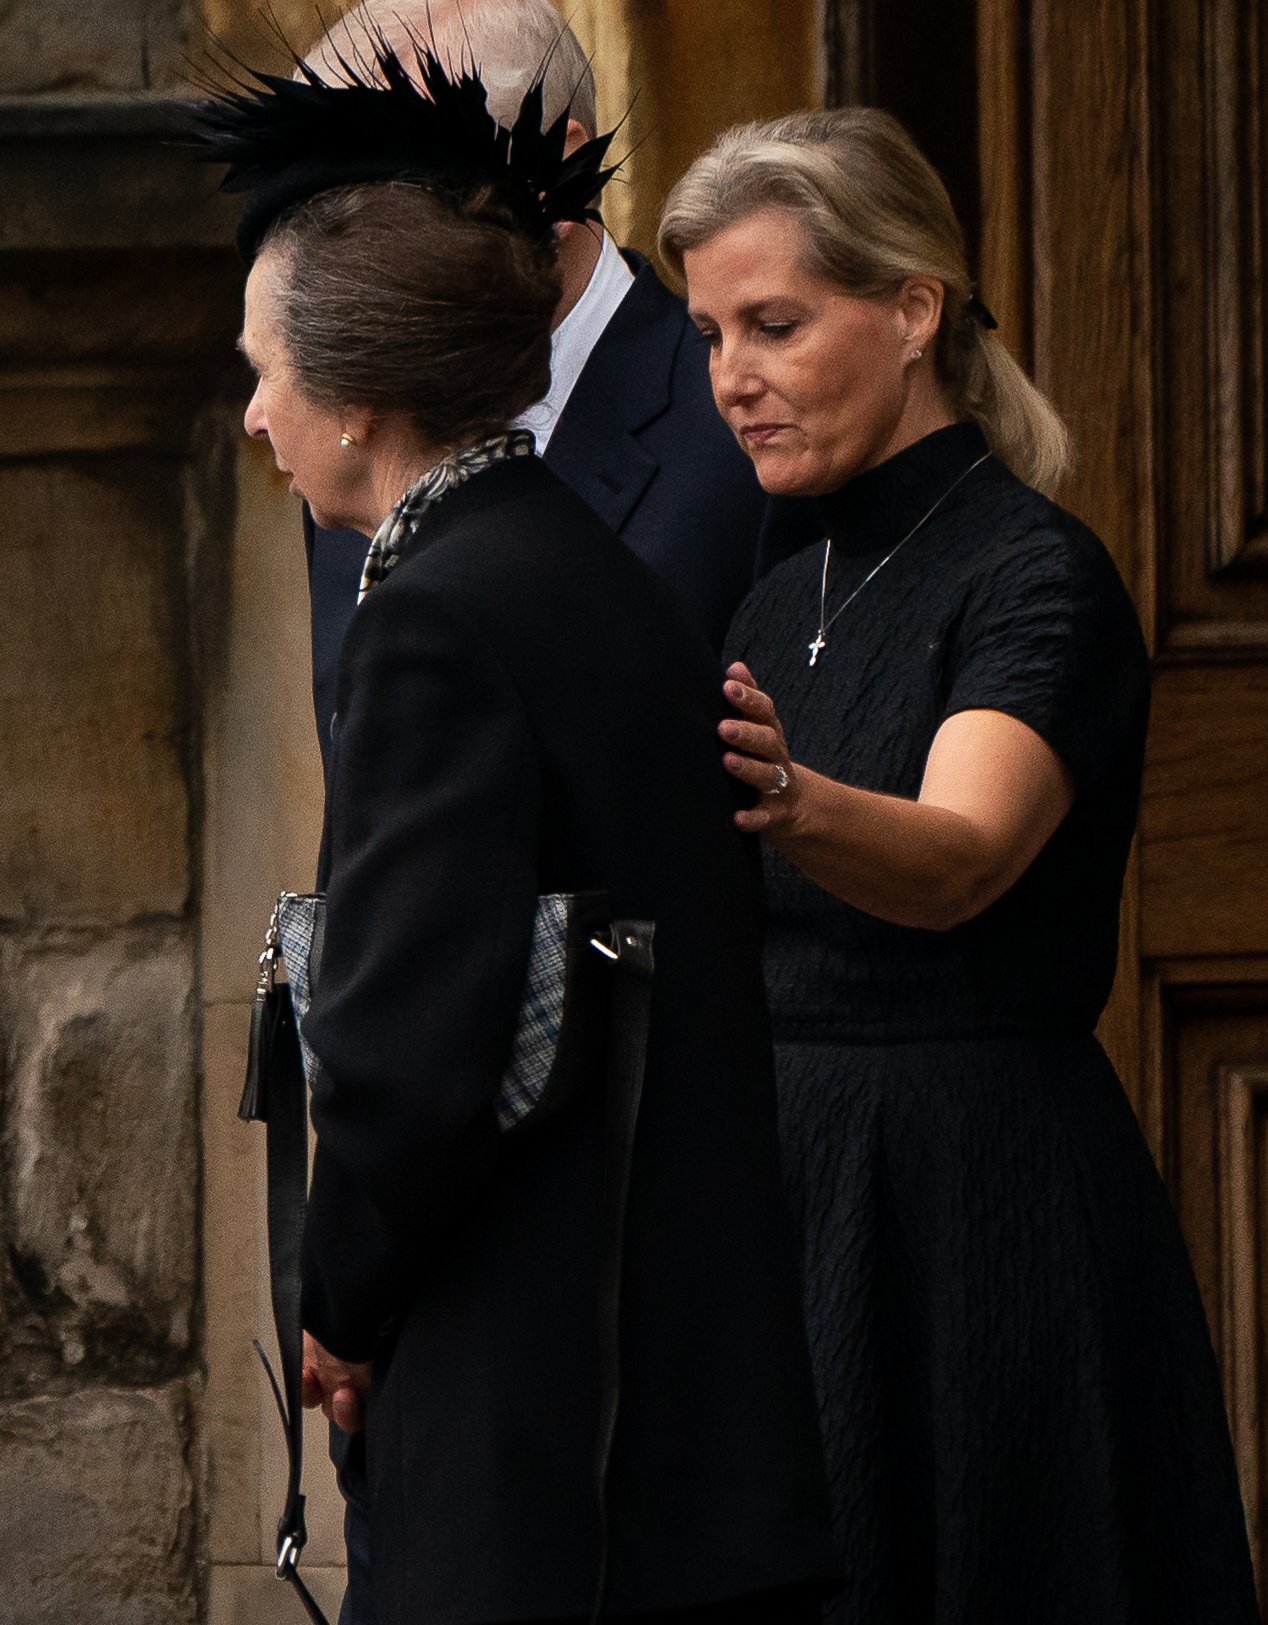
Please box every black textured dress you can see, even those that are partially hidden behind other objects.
[725,422,1259,1624]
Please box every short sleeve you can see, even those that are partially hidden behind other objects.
[942,524,1149,791]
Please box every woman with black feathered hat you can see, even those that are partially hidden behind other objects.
[197,34,837,1625]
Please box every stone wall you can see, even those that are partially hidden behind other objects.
[0,6,265,1615]
[0,3,818,1620]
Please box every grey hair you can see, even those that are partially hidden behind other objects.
[309,0,597,136]
[659,107,1070,496]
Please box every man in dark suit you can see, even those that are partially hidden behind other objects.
[303,0,818,774]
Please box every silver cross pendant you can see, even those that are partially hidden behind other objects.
[807,632,827,667]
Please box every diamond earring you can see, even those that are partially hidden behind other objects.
[339,431,355,448]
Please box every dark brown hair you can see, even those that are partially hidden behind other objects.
[260,180,560,449]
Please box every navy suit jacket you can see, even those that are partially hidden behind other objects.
[304,254,819,768]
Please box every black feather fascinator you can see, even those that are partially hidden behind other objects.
[191,26,620,261]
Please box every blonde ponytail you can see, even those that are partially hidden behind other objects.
[939,289,1070,495]
[659,107,1071,495]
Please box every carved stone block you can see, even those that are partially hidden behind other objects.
[0,1383,197,1622]
[0,251,242,367]
[1,937,198,1370]
[0,461,192,925]
[0,103,243,255]
[0,1,188,95]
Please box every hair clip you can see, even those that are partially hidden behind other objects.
[964,292,999,331]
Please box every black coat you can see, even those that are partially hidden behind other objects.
[303,256,820,770]
[301,455,835,1625]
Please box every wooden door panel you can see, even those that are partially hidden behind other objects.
[1155,0,1268,648]
[1140,665,1268,960]
[1144,964,1268,1588]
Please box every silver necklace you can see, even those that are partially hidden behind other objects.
[807,451,990,667]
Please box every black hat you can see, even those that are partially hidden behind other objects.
[191,26,619,262]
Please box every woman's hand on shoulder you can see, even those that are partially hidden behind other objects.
[720,662,805,835]
[717,666,1078,929]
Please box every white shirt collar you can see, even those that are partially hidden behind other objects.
[513,231,635,454]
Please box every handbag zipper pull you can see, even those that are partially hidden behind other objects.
[241,899,285,1124]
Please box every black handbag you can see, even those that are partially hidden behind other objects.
[240,889,655,1625]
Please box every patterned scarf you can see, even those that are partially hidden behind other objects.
[357,429,536,602]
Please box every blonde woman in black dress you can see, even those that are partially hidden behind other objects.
[660,108,1259,1625]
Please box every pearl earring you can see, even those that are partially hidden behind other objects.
[909,348,924,364]
[339,431,355,448]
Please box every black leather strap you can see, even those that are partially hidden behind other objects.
[589,920,655,1625]
[255,1338,331,1625]
[243,983,333,1625]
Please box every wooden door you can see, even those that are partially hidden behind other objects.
[977,0,1268,1593]
[830,0,1268,1596]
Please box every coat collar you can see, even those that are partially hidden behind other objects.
[543,253,687,534]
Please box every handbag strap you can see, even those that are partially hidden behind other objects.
[588,920,655,1625]
[255,1338,332,1625]
[241,957,334,1624]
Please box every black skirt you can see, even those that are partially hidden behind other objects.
[777,1034,1259,1624]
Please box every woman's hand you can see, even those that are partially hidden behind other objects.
[720,661,804,834]
[718,660,1076,929]
[302,1330,373,1434]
